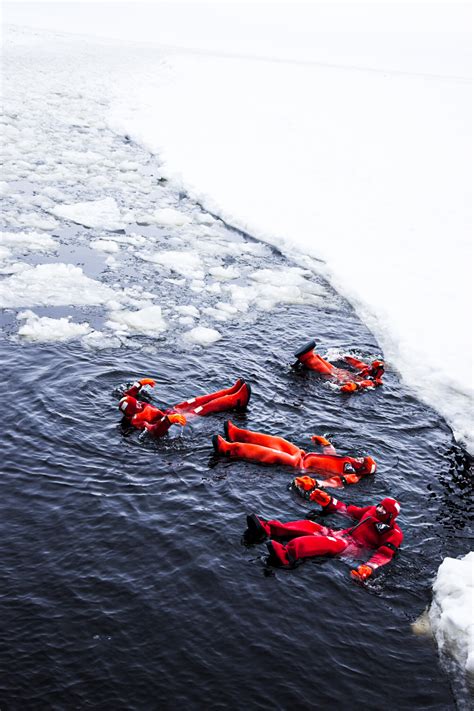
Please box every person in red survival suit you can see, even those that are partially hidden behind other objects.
[119,378,251,438]
[243,493,403,579]
[293,339,385,393]
[212,421,376,487]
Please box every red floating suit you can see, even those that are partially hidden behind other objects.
[118,378,251,437]
[213,422,376,488]
[294,340,385,392]
[244,495,403,578]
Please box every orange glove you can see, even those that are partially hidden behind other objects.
[351,564,373,581]
[308,488,332,506]
[343,473,360,485]
[358,379,375,389]
[293,475,317,492]
[168,413,186,426]
[311,435,331,446]
[139,378,156,387]
[340,382,358,393]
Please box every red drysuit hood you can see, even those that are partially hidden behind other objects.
[377,497,401,523]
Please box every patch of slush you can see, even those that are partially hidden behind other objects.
[51,197,125,230]
[62,149,103,165]
[428,552,474,677]
[11,212,58,230]
[0,182,13,195]
[16,309,91,342]
[183,326,222,346]
[0,263,118,308]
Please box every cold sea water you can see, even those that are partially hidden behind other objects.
[1,58,473,709]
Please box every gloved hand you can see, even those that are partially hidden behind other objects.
[358,379,375,389]
[292,475,317,499]
[308,488,332,506]
[350,564,373,581]
[139,378,156,387]
[340,382,358,393]
[311,435,331,446]
[168,413,186,426]
[343,473,359,485]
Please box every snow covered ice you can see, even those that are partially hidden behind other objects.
[428,552,474,678]
[51,197,126,231]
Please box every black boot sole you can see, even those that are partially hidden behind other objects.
[294,339,316,359]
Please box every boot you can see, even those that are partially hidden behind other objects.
[243,514,269,544]
[212,434,230,456]
[235,382,251,411]
[266,540,295,569]
[294,339,316,359]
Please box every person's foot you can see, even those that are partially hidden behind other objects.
[266,540,294,568]
[243,514,269,544]
[224,419,238,442]
[235,382,251,411]
[294,339,316,360]
[212,434,230,456]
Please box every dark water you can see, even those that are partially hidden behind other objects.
[1,66,473,708]
[1,282,472,710]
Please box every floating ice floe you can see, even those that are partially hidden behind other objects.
[202,302,238,322]
[147,207,192,226]
[140,249,205,279]
[183,326,222,346]
[0,230,57,252]
[176,304,200,318]
[91,239,120,253]
[106,304,167,337]
[16,309,91,342]
[82,330,123,350]
[428,552,474,677]
[209,265,240,280]
[0,263,117,307]
[51,197,125,230]
[15,212,58,230]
